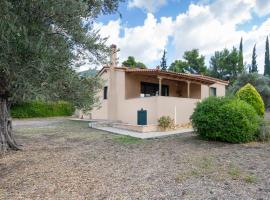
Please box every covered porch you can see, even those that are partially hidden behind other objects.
[125,69,215,100]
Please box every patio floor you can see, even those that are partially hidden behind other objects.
[92,125,194,139]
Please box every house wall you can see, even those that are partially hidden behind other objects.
[90,70,109,120]
[201,82,226,99]
[116,96,199,125]
[89,68,227,126]
[156,97,199,124]
[210,83,226,96]
[201,85,209,99]
[118,96,158,124]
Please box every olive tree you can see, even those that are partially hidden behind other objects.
[0,0,122,151]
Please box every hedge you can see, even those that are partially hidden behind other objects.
[11,101,75,118]
[191,97,261,143]
[236,83,265,117]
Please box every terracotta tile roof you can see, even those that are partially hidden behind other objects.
[125,68,229,85]
[98,66,229,85]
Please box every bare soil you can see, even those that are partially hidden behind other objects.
[0,117,270,200]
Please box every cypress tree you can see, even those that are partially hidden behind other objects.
[251,44,258,73]
[160,50,167,71]
[238,37,244,73]
[264,36,270,76]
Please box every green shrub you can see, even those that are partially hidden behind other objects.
[191,97,261,143]
[158,116,174,130]
[236,83,265,117]
[11,101,74,118]
[227,73,270,109]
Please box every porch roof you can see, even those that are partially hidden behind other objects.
[98,66,229,85]
[125,68,229,85]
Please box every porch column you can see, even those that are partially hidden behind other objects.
[158,77,162,96]
[187,81,190,98]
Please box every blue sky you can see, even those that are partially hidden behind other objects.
[86,0,270,73]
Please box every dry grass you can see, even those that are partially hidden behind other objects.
[1,117,270,199]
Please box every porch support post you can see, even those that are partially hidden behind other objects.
[158,76,162,96]
[187,81,190,98]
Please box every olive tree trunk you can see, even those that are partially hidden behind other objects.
[0,97,20,152]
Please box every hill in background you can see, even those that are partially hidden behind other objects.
[79,68,98,77]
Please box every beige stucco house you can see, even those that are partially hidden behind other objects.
[84,45,228,132]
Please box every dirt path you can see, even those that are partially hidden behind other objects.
[0,118,270,200]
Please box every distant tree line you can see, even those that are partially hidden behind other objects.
[122,35,270,84]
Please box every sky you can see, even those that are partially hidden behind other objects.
[82,0,270,73]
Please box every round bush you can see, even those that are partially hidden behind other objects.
[236,83,265,117]
[158,116,174,130]
[191,97,261,143]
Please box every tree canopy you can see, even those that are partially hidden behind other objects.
[208,47,242,82]
[169,49,206,74]
[122,56,147,69]
[0,0,122,151]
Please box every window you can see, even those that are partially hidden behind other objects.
[140,82,169,97]
[210,87,217,96]
[103,86,108,99]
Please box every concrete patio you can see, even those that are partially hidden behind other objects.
[91,125,194,139]
[69,118,194,139]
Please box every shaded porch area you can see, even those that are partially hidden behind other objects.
[125,70,207,99]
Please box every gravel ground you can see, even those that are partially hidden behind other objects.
[0,117,270,200]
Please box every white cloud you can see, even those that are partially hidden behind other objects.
[91,0,270,73]
[173,4,244,56]
[210,0,254,24]
[94,20,121,45]
[254,0,270,16]
[95,13,173,66]
[128,0,168,13]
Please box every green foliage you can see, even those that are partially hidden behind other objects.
[0,0,122,109]
[251,44,258,73]
[191,97,261,143]
[11,101,74,118]
[169,49,206,74]
[158,116,174,130]
[264,36,270,76]
[136,62,147,69]
[160,50,168,71]
[238,38,244,73]
[228,73,270,109]
[208,47,242,82]
[122,56,147,69]
[236,83,265,117]
[169,60,187,73]
[183,49,206,74]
